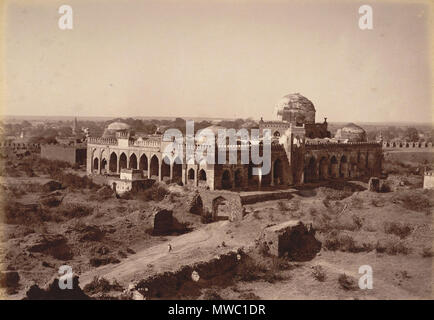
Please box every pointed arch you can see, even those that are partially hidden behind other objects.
[109,152,117,173]
[119,153,127,171]
[150,155,159,178]
[129,153,138,169]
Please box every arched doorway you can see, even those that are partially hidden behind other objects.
[161,156,171,181]
[329,156,338,178]
[172,157,183,183]
[198,169,206,181]
[234,169,242,188]
[93,157,99,171]
[319,157,328,180]
[150,155,159,178]
[101,158,107,172]
[339,155,348,178]
[109,152,117,173]
[222,170,232,189]
[139,154,148,175]
[129,153,137,169]
[273,159,283,185]
[119,153,127,171]
[187,168,195,184]
[304,157,316,183]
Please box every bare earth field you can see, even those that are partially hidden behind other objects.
[0,152,433,300]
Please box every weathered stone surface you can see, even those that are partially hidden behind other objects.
[42,180,63,192]
[25,233,73,260]
[0,271,20,288]
[96,185,115,199]
[188,192,203,215]
[260,220,321,260]
[24,276,90,300]
[369,177,392,193]
[368,177,380,192]
[152,209,173,235]
[39,192,64,207]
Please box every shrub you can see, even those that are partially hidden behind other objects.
[375,239,411,255]
[122,183,169,202]
[58,203,93,218]
[312,266,326,282]
[338,274,357,291]
[383,222,413,239]
[323,232,374,253]
[83,277,123,295]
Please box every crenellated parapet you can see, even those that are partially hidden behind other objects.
[87,137,118,145]
[305,141,381,150]
[382,141,432,149]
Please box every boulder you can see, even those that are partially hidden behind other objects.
[260,220,321,260]
[39,191,64,207]
[96,186,115,199]
[25,233,73,260]
[152,209,173,235]
[42,180,63,192]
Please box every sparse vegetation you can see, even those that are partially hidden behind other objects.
[83,276,123,295]
[338,274,357,291]
[383,222,413,239]
[312,265,326,282]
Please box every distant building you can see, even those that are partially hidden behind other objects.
[423,169,434,189]
[107,168,149,194]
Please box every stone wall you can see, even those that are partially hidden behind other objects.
[41,145,87,165]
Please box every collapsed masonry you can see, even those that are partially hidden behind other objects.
[259,220,321,260]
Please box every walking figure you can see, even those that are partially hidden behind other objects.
[168,243,172,253]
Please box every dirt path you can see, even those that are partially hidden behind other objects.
[79,220,249,287]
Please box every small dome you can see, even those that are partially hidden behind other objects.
[341,123,365,134]
[107,122,131,131]
[335,123,366,142]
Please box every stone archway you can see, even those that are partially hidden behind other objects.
[119,153,127,171]
[101,158,107,172]
[139,154,148,174]
[319,157,328,180]
[273,158,283,185]
[339,155,348,178]
[109,152,117,173]
[234,169,243,188]
[93,157,99,171]
[187,168,195,184]
[329,156,338,178]
[198,169,207,181]
[222,170,232,189]
[150,155,159,178]
[129,153,138,169]
[172,157,183,183]
[304,157,316,183]
[161,156,171,181]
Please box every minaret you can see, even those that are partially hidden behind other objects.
[72,117,77,135]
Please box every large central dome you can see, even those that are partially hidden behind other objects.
[275,93,316,124]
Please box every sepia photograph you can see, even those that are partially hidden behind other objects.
[0,0,433,308]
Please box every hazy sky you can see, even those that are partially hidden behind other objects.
[3,0,433,122]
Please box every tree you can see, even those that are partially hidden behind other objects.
[405,127,419,142]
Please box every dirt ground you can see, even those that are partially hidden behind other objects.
[0,153,433,299]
